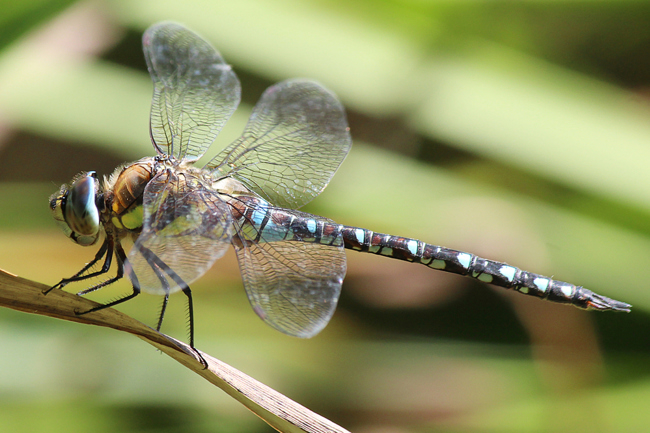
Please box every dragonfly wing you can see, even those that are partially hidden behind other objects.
[126,170,233,295]
[207,79,351,209]
[233,208,346,337]
[143,22,241,162]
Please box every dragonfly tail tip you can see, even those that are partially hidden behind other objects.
[587,293,632,312]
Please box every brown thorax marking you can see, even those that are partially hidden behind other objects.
[110,161,155,216]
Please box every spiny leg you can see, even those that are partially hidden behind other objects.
[46,239,111,294]
[182,287,196,349]
[157,294,170,332]
[126,248,171,332]
[75,241,141,314]
[135,243,206,366]
[134,243,176,335]
[75,240,127,296]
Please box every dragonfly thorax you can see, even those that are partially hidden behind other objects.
[105,159,156,232]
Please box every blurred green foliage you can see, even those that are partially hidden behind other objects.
[0,0,76,51]
[1,0,650,432]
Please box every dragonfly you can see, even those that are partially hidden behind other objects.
[48,22,630,352]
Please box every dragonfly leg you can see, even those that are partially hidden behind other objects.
[181,287,196,349]
[76,286,141,315]
[46,238,112,294]
[135,243,207,367]
[156,293,170,332]
[74,239,123,296]
[75,241,141,314]
[181,286,206,368]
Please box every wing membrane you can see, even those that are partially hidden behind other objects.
[127,170,233,295]
[232,206,346,337]
[207,79,351,209]
[143,22,241,161]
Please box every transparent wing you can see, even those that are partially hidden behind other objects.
[143,22,241,162]
[127,170,233,295]
[232,205,346,338]
[207,79,351,209]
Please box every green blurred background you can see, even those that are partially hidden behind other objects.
[1,0,649,432]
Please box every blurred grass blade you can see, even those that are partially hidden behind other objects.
[0,269,349,433]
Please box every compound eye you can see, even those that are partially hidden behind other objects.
[64,172,100,236]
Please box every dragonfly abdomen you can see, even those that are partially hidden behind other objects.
[232,196,344,247]
[341,226,630,312]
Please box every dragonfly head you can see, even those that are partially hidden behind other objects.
[50,171,102,246]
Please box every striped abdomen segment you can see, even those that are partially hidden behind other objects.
[230,196,344,247]
[341,226,630,312]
